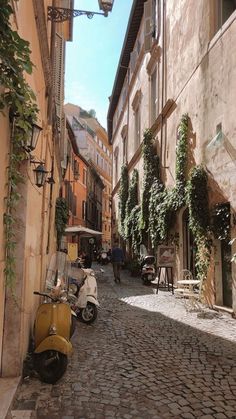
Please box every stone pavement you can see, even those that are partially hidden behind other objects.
[8,264,236,419]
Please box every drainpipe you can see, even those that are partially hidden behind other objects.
[48,0,56,125]
[160,0,165,172]
[126,68,130,166]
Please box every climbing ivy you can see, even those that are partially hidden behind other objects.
[129,205,142,255]
[141,129,160,231]
[170,113,188,210]
[149,114,189,247]
[125,169,139,238]
[0,1,39,289]
[118,164,129,238]
[186,166,211,283]
[212,203,230,241]
[55,198,69,250]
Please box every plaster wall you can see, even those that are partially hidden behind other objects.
[164,0,236,209]
[0,113,9,373]
[111,0,236,310]
[0,0,60,376]
[162,0,236,308]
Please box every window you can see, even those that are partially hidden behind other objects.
[214,0,236,32]
[150,67,157,125]
[123,136,127,163]
[134,106,141,148]
[121,124,128,163]
[83,168,87,185]
[114,147,119,185]
[74,160,79,180]
[132,90,142,150]
[82,201,87,220]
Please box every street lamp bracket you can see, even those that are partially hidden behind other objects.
[48,7,108,22]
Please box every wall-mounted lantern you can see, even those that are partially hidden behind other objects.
[33,164,48,188]
[24,123,42,152]
[32,163,55,188]
[98,0,114,15]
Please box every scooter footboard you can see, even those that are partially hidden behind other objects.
[35,335,72,355]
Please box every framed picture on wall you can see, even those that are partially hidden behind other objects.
[157,245,175,267]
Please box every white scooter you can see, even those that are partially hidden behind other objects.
[68,265,99,324]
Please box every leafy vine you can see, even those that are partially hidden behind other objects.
[186,166,211,283]
[125,169,139,238]
[0,2,39,288]
[55,198,69,250]
[118,164,129,238]
[149,114,189,248]
[129,205,142,255]
[141,129,160,231]
[212,203,230,241]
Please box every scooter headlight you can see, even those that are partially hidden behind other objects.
[49,325,57,335]
[69,284,78,295]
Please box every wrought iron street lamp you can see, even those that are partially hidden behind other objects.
[48,0,114,22]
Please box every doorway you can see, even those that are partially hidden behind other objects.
[221,239,232,307]
[182,209,196,277]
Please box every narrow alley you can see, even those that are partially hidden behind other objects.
[9,264,236,419]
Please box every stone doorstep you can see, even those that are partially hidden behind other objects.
[0,376,21,419]
[213,305,234,316]
[10,411,34,419]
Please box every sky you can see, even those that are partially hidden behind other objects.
[65,0,133,129]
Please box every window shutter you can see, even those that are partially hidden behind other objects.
[155,0,160,40]
[144,0,153,52]
[130,49,138,74]
[53,33,65,132]
[60,113,67,169]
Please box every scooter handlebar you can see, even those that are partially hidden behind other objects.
[33,291,56,301]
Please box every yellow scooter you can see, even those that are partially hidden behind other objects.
[33,290,74,384]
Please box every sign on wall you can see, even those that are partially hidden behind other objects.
[68,243,78,262]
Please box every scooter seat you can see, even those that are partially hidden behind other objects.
[68,266,86,281]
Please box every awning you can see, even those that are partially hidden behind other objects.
[64,225,103,237]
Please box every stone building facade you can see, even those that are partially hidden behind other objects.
[108,0,236,314]
[65,103,112,249]
[0,0,72,377]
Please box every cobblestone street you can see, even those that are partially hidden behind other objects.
[9,264,236,419]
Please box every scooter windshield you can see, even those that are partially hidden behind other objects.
[45,251,68,291]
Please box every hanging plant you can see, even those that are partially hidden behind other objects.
[149,179,164,246]
[141,129,160,231]
[148,114,189,248]
[129,205,142,255]
[55,198,69,250]
[171,113,189,209]
[186,166,211,283]
[212,202,230,241]
[0,2,39,289]
[125,169,139,238]
[118,164,129,238]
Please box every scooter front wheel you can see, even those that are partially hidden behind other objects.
[34,350,68,384]
[79,302,98,324]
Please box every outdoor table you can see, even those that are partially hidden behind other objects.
[176,279,200,295]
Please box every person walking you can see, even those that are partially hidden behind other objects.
[111,240,124,283]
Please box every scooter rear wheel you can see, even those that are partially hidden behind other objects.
[34,350,68,384]
[79,302,98,324]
